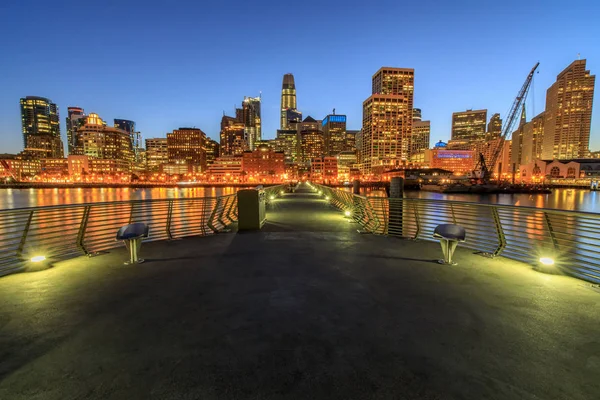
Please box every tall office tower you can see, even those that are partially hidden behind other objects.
[361,67,414,174]
[204,138,220,166]
[413,108,422,121]
[321,114,347,156]
[220,115,247,156]
[78,113,134,166]
[20,96,64,158]
[521,112,545,165]
[487,113,502,140]
[66,107,85,155]
[280,73,298,129]
[298,116,324,163]
[145,138,168,171]
[449,109,487,149]
[510,105,527,167]
[275,129,300,165]
[542,59,595,160]
[114,119,142,162]
[345,129,359,152]
[167,128,207,171]
[285,108,303,127]
[411,121,431,157]
[242,96,262,150]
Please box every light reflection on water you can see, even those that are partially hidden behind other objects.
[0,187,242,210]
[362,188,599,214]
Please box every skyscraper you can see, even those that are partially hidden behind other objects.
[114,119,142,163]
[78,113,134,169]
[167,128,207,171]
[411,121,431,157]
[321,114,347,156]
[510,105,527,167]
[345,130,359,153]
[361,67,414,174]
[242,96,261,150]
[298,116,324,164]
[449,109,487,149]
[145,138,168,171]
[204,138,220,167]
[542,59,595,160]
[66,107,85,155]
[20,96,64,158]
[486,113,502,140]
[220,115,247,156]
[280,73,298,129]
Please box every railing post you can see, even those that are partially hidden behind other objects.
[388,177,404,237]
[128,202,137,224]
[544,211,559,250]
[450,203,457,224]
[166,200,174,240]
[491,206,506,257]
[16,210,35,259]
[412,202,420,240]
[77,205,91,254]
[208,197,222,233]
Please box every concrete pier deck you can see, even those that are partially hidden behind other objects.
[0,184,598,400]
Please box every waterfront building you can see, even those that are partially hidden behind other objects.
[299,117,324,164]
[425,148,476,175]
[280,73,298,129]
[520,112,545,166]
[0,155,41,179]
[167,128,207,172]
[361,67,414,174]
[345,129,359,153]
[242,96,261,150]
[206,156,243,178]
[67,155,89,175]
[145,138,168,172]
[542,59,595,160]
[20,96,64,158]
[66,107,85,155]
[40,158,68,176]
[241,145,285,180]
[411,120,430,159]
[481,138,512,176]
[321,114,347,156]
[510,105,528,168]
[204,138,220,167]
[220,115,247,156]
[78,113,134,169]
[448,109,487,150]
[310,157,338,182]
[114,119,142,163]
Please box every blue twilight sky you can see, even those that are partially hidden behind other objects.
[1,0,599,154]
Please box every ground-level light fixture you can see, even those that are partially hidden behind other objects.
[31,255,46,263]
[325,196,330,200]
[269,195,275,200]
[344,210,352,217]
[280,190,284,195]
[539,257,555,266]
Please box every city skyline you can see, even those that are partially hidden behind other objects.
[1,1,599,154]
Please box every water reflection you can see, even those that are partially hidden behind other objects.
[0,186,242,210]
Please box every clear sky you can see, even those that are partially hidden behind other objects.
[1,0,598,154]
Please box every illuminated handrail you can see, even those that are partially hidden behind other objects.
[0,185,285,276]
[316,184,600,284]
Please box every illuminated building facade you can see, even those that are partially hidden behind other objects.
[298,117,324,164]
[346,129,358,152]
[242,96,261,150]
[510,105,528,168]
[426,149,476,174]
[486,113,502,140]
[20,96,64,158]
[520,112,545,166]
[336,151,357,177]
[274,129,299,165]
[66,107,85,155]
[206,156,243,177]
[78,113,134,169]
[145,138,168,171]
[280,73,298,129]
[321,114,347,156]
[361,67,414,174]
[40,158,68,175]
[448,109,487,150]
[167,128,207,172]
[114,119,142,163]
[0,156,41,179]
[413,108,422,121]
[310,157,338,182]
[220,115,247,156]
[411,120,430,158]
[204,138,219,167]
[242,145,285,178]
[542,59,595,160]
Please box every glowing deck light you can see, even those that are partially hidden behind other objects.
[344,210,352,217]
[269,195,275,200]
[325,196,330,200]
[539,257,555,266]
[31,255,46,263]
[280,190,285,195]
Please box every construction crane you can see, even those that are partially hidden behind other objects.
[473,62,540,183]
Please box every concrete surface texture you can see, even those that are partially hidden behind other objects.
[0,183,599,400]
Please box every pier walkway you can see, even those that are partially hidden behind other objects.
[0,183,598,400]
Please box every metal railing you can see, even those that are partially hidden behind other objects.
[0,185,285,276]
[316,184,600,284]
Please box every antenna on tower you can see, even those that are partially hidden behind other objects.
[333,108,336,115]
[578,53,581,60]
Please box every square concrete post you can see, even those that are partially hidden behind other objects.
[388,177,404,236]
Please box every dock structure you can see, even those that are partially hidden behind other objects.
[0,183,598,399]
